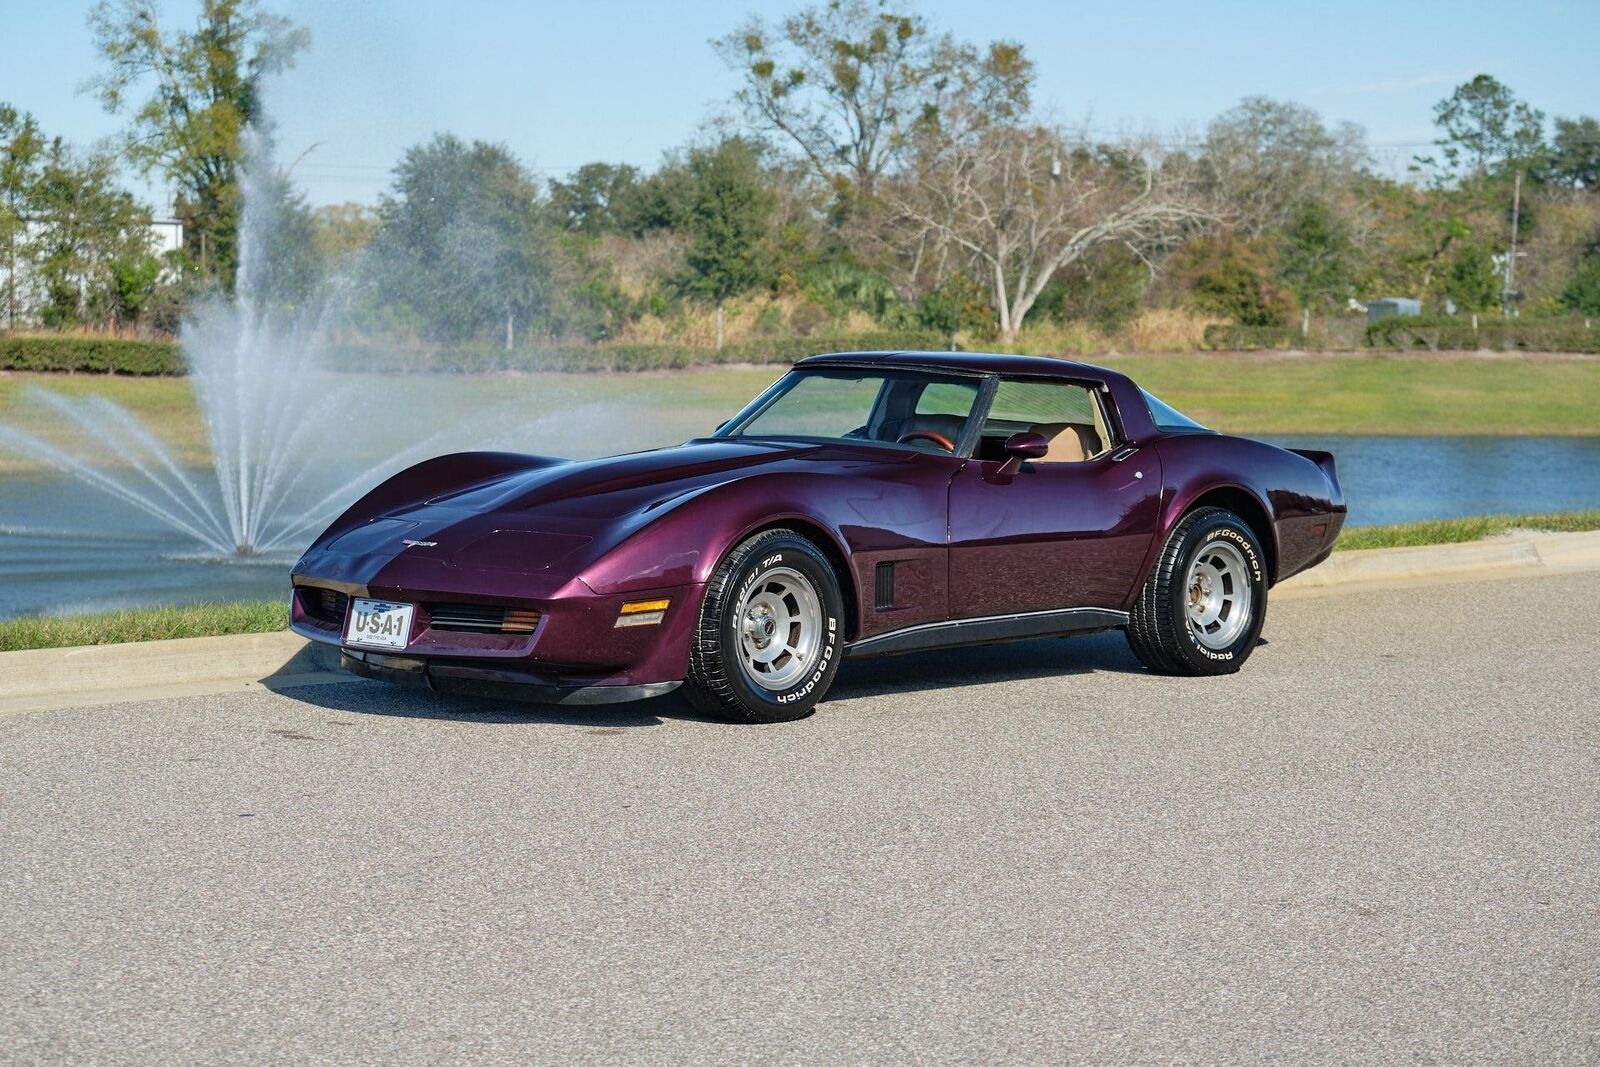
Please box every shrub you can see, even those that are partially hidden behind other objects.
[1364,315,1600,353]
[788,301,831,337]
[1560,254,1600,316]
[0,334,183,375]
[1169,235,1297,327]
[1203,324,1304,350]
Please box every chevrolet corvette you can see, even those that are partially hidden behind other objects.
[290,351,1345,722]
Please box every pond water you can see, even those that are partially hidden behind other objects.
[2,434,1597,619]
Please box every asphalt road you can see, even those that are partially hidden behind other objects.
[2,573,1597,1065]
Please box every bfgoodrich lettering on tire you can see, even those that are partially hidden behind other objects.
[684,529,845,723]
[1126,506,1268,676]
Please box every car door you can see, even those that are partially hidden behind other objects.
[946,376,1162,619]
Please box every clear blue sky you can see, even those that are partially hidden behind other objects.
[4,0,1596,209]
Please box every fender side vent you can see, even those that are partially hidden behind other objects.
[874,562,895,610]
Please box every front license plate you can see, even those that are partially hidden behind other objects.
[345,598,415,649]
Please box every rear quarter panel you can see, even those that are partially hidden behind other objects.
[1150,433,1346,585]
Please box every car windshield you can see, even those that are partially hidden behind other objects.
[720,368,982,453]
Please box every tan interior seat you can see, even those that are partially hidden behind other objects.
[1035,422,1103,463]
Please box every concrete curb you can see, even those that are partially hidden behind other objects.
[0,631,347,716]
[1276,528,1600,595]
[3,529,1599,715]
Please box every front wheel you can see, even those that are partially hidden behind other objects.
[1126,506,1268,675]
[684,529,845,723]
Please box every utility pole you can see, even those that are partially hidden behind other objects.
[5,223,13,330]
[1502,170,1523,317]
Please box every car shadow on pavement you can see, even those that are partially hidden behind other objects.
[279,631,1146,727]
[829,631,1147,701]
[279,681,711,728]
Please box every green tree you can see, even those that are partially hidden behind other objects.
[1547,116,1600,189]
[1170,234,1296,327]
[547,163,642,233]
[1277,200,1357,311]
[1427,75,1546,178]
[1440,242,1500,312]
[309,202,378,266]
[1049,244,1148,331]
[716,0,1032,204]
[676,139,776,348]
[30,139,156,327]
[370,134,549,345]
[88,0,308,290]
[2,104,49,329]
[1560,251,1600,315]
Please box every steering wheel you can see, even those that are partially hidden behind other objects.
[897,429,956,453]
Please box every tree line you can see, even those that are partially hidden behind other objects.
[3,0,1599,348]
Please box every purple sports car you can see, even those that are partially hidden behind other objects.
[290,351,1345,722]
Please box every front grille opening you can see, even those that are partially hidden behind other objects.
[300,586,349,626]
[427,602,541,634]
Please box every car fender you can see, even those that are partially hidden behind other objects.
[576,473,857,600]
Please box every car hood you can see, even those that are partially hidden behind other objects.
[420,438,819,517]
[299,438,900,593]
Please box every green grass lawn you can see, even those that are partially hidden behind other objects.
[2,351,1597,477]
[1094,353,1600,436]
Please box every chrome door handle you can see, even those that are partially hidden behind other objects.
[1111,447,1138,462]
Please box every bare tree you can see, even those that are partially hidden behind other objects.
[892,125,1211,340]
[715,0,1031,204]
[1202,96,1369,238]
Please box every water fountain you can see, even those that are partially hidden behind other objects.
[0,133,438,562]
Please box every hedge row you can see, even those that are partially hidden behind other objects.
[1202,324,1307,350]
[1364,316,1600,353]
[1205,317,1600,353]
[0,331,955,376]
[0,334,183,375]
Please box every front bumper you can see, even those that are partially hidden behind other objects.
[341,649,682,705]
[288,573,706,694]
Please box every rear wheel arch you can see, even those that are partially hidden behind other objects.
[1179,486,1277,584]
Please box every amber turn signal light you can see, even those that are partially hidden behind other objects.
[615,598,669,627]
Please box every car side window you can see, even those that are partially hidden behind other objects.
[985,380,1109,463]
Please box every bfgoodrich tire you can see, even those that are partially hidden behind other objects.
[684,529,845,723]
[1126,506,1268,676]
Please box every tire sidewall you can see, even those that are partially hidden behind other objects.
[1169,513,1267,672]
[716,536,845,716]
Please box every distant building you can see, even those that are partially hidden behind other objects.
[1365,298,1421,324]
[149,218,184,256]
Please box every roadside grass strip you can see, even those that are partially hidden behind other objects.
[0,600,287,652]
[1334,510,1600,551]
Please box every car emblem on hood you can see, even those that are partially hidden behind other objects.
[400,539,438,548]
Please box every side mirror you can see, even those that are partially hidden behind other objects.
[998,431,1048,476]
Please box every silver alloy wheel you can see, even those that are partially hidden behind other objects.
[1185,541,1252,650]
[735,565,823,691]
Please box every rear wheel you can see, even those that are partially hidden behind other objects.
[1127,506,1267,675]
[684,529,845,723]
